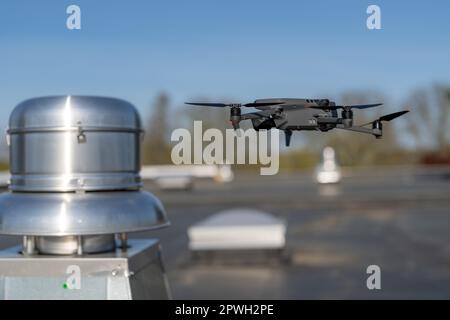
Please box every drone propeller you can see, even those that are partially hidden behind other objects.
[185,102,232,108]
[378,110,410,122]
[338,103,383,110]
[185,101,284,131]
[360,110,409,127]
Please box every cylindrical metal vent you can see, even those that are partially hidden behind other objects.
[7,96,143,192]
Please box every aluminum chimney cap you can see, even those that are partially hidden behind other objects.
[8,96,144,192]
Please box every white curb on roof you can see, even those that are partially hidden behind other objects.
[188,208,286,251]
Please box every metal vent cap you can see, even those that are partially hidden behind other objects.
[8,96,144,192]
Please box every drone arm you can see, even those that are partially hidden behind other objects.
[336,124,379,136]
[335,110,409,138]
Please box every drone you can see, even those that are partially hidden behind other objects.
[185,98,409,146]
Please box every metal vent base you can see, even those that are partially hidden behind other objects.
[0,239,171,300]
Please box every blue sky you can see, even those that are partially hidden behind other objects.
[1,0,450,131]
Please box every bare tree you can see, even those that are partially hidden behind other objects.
[404,84,450,153]
[142,93,172,164]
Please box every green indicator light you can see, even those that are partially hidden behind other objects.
[63,283,68,289]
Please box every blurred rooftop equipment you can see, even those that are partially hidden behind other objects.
[141,164,233,190]
[315,146,341,184]
[188,208,286,262]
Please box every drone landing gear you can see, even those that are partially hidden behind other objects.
[284,130,292,147]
